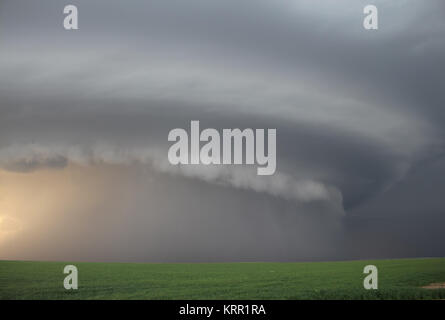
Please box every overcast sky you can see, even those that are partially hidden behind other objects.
[0,0,444,262]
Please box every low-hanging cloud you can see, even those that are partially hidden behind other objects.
[0,143,344,211]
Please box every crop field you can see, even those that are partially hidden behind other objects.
[1,258,445,300]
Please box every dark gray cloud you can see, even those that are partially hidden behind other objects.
[0,0,444,262]
[1,154,67,173]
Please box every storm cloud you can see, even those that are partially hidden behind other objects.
[0,0,444,262]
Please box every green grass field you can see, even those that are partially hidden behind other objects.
[1,258,445,299]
